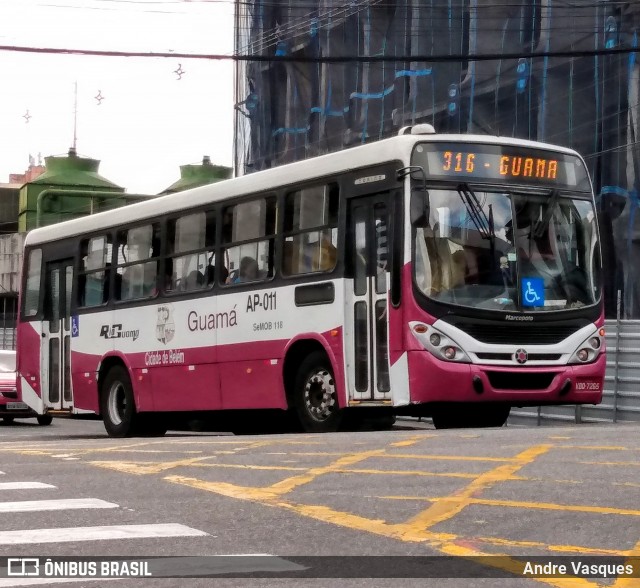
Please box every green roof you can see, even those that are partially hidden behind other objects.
[161,158,231,194]
[28,149,123,190]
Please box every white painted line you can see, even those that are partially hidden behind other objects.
[0,523,208,545]
[0,471,5,475]
[0,498,118,513]
[0,482,56,491]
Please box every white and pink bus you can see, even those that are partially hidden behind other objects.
[17,127,605,437]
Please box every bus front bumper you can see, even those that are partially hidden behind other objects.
[407,351,605,405]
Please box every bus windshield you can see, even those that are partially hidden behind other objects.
[414,188,601,312]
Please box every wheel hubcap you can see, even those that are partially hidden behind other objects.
[304,369,336,422]
[108,382,126,426]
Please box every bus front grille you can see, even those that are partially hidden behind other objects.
[460,324,577,345]
[475,352,562,361]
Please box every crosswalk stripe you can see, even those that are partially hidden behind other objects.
[0,523,208,545]
[0,483,56,491]
[0,498,117,513]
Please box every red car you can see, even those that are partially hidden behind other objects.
[0,350,52,426]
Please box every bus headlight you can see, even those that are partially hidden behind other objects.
[568,331,604,364]
[576,349,590,362]
[443,346,457,360]
[409,322,470,363]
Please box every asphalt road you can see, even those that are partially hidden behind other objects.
[0,416,638,588]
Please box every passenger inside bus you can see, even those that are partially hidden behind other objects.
[234,256,259,283]
[312,234,337,271]
[184,269,205,290]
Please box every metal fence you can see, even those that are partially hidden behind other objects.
[509,319,640,426]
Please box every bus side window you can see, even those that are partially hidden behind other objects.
[222,197,276,285]
[116,223,160,301]
[282,183,338,276]
[78,235,112,307]
[166,211,214,293]
[23,248,43,317]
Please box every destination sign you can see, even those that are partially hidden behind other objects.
[412,143,590,190]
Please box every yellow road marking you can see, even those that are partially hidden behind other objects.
[189,463,478,479]
[467,498,640,518]
[8,433,639,587]
[192,463,307,472]
[378,495,640,518]
[334,468,477,479]
[366,452,517,462]
[472,535,625,556]
[164,472,602,588]
[283,451,515,462]
[389,435,433,447]
[266,449,386,496]
[399,445,552,535]
[163,474,452,542]
[89,455,215,475]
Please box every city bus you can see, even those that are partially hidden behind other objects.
[17,126,605,437]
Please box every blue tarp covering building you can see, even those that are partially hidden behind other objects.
[234,1,640,320]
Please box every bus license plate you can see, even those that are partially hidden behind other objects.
[575,380,601,392]
[7,402,28,410]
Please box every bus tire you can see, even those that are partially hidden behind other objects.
[36,415,53,426]
[2,416,14,424]
[293,351,342,433]
[431,404,510,429]
[100,366,140,438]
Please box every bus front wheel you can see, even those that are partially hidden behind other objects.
[100,366,140,438]
[293,351,342,433]
[37,415,53,426]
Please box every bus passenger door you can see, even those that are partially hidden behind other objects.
[41,260,74,411]
[345,194,391,401]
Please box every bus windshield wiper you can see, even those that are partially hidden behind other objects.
[457,183,493,240]
[534,189,560,238]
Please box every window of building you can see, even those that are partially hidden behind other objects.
[222,197,276,285]
[282,184,339,276]
[78,235,112,307]
[24,248,42,317]
[166,211,216,293]
[115,223,161,301]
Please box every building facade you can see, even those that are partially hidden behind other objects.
[234,0,640,322]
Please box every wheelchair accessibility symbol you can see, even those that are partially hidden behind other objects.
[521,277,545,307]
[71,315,79,337]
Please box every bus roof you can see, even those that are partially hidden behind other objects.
[24,133,582,247]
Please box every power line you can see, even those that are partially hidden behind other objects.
[1,43,638,62]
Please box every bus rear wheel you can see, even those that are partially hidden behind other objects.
[101,366,141,438]
[431,404,510,429]
[293,351,342,433]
